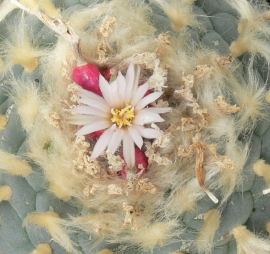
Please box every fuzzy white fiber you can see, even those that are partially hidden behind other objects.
[0,149,32,176]
[0,185,12,201]
[195,209,221,253]
[0,17,45,73]
[29,243,52,254]
[227,0,270,64]
[233,225,270,254]
[23,211,79,254]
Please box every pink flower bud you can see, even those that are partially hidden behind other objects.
[100,67,114,81]
[144,90,152,97]
[73,63,102,96]
[121,147,148,178]
[86,129,105,140]
[134,147,148,174]
[138,83,151,97]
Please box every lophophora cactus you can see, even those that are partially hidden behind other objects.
[0,0,270,254]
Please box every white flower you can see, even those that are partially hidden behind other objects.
[68,64,171,168]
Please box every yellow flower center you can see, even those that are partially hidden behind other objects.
[111,104,135,128]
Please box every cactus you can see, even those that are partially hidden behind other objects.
[0,0,270,254]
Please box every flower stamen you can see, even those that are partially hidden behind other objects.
[111,104,135,128]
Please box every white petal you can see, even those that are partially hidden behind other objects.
[99,74,114,107]
[130,83,149,107]
[133,65,141,90]
[128,126,143,149]
[90,128,114,159]
[123,130,135,168]
[125,64,135,102]
[142,107,171,114]
[116,72,126,106]
[72,106,109,117]
[135,125,162,139]
[125,64,141,103]
[77,86,107,104]
[67,115,105,125]
[75,120,111,136]
[78,98,110,112]
[135,91,163,111]
[107,129,124,154]
[110,80,120,108]
[133,111,165,125]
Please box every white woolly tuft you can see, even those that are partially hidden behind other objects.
[0,0,17,23]
[35,0,60,18]
[233,225,270,254]
[151,0,197,31]
[195,209,221,254]
[0,185,12,202]
[0,149,32,176]
[254,159,270,194]
[29,243,52,254]
[0,114,7,130]
[0,16,46,73]
[227,0,270,65]
[10,81,41,131]
[23,211,79,254]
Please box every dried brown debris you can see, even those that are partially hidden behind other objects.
[45,112,61,128]
[157,33,171,46]
[216,54,234,67]
[194,64,214,79]
[214,96,241,114]
[136,178,157,194]
[97,41,108,64]
[73,136,101,179]
[122,203,141,230]
[98,16,117,38]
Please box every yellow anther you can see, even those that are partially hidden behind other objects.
[111,104,135,128]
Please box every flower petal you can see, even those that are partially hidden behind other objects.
[90,127,114,159]
[125,64,135,102]
[77,86,107,104]
[109,80,120,108]
[78,98,110,112]
[107,128,124,154]
[75,120,111,136]
[133,111,165,125]
[116,71,126,107]
[133,65,141,92]
[128,126,143,149]
[72,106,109,117]
[135,125,162,139]
[135,91,163,111]
[125,64,141,103]
[99,74,114,107]
[123,129,135,168]
[67,115,105,125]
[130,82,149,107]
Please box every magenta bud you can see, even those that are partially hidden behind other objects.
[86,129,105,140]
[144,90,152,97]
[73,63,102,96]
[134,147,148,174]
[121,147,148,178]
[121,164,127,178]
[138,83,152,98]
[101,67,114,81]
